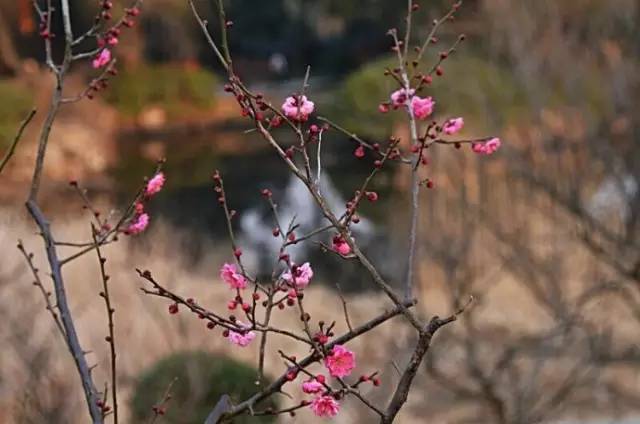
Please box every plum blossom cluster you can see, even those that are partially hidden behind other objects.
[282,262,314,289]
[472,137,502,155]
[133,1,502,422]
[217,256,317,347]
[277,343,372,418]
[227,321,256,347]
[125,172,165,235]
[149,170,386,420]
[310,395,340,418]
[293,344,382,418]
[92,2,141,69]
[220,263,247,289]
[282,95,315,122]
[79,2,142,100]
[19,0,506,421]
[324,345,356,377]
[388,88,435,121]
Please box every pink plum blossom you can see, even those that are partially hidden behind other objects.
[332,236,351,256]
[390,88,415,107]
[443,117,464,135]
[411,96,435,120]
[310,395,340,418]
[227,322,256,347]
[92,48,111,69]
[220,263,247,290]
[145,172,165,196]
[282,95,315,121]
[127,213,149,235]
[472,137,501,155]
[302,378,324,394]
[324,344,356,378]
[282,262,314,288]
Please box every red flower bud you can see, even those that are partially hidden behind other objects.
[365,191,378,202]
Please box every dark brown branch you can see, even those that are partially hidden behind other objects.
[92,227,118,424]
[382,297,472,423]
[213,300,417,422]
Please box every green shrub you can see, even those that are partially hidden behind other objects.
[333,54,529,137]
[105,65,218,119]
[130,351,277,423]
[0,80,33,149]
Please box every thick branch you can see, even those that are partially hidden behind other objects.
[382,298,472,423]
[213,300,417,422]
[26,200,103,423]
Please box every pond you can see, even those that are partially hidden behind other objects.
[113,121,413,293]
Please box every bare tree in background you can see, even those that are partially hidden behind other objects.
[413,2,640,423]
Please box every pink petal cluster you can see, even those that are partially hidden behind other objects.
[411,96,435,120]
[310,395,340,418]
[282,262,314,288]
[332,236,351,256]
[324,345,356,378]
[220,263,247,289]
[472,137,501,155]
[443,117,464,135]
[302,378,324,394]
[145,172,165,196]
[127,213,149,235]
[282,95,315,121]
[390,88,415,107]
[92,48,111,69]
[228,322,256,347]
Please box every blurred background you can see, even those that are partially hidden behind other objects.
[1,0,639,423]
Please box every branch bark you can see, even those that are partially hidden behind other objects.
[26,200,103,423]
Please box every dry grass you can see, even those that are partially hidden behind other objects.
[2,204,639,423]
[0,208,416,423]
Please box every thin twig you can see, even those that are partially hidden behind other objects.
[0,109,36,175]
[92,226,118,423]
[335,283,353,332]
[148,377,178,424]
[17,240,66,336]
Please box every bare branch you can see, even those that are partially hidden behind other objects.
[92,226,119,423]
[26,200,103,423]
[0,109,36,175]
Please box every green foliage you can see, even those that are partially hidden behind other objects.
[0,80,33,149]
[333,54,530,137]
[105,65,218,118]
[333,56,398,138]
[130,351,278,424]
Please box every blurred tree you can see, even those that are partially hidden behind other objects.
[130,351,278,423]
[0,9,19,75]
